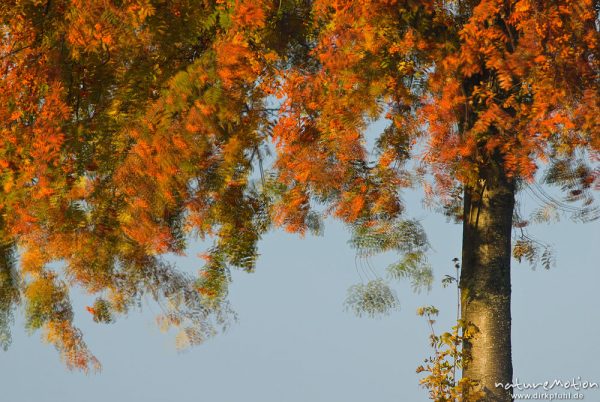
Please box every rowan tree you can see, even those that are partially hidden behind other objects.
[267,1,599,401]
[268,1,598,400]
[0,2,598,402]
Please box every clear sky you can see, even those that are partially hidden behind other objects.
[2,179,599,402]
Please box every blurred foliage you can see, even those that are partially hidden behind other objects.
[345,279,399,318]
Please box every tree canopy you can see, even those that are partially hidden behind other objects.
[1,0,598,384]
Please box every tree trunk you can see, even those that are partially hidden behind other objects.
[460,162,515,402]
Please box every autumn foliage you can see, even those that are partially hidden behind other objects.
[0,0,598,375]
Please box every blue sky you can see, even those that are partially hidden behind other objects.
[2,182,599,401]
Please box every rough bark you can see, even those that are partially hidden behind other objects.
[460,162,515,402]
